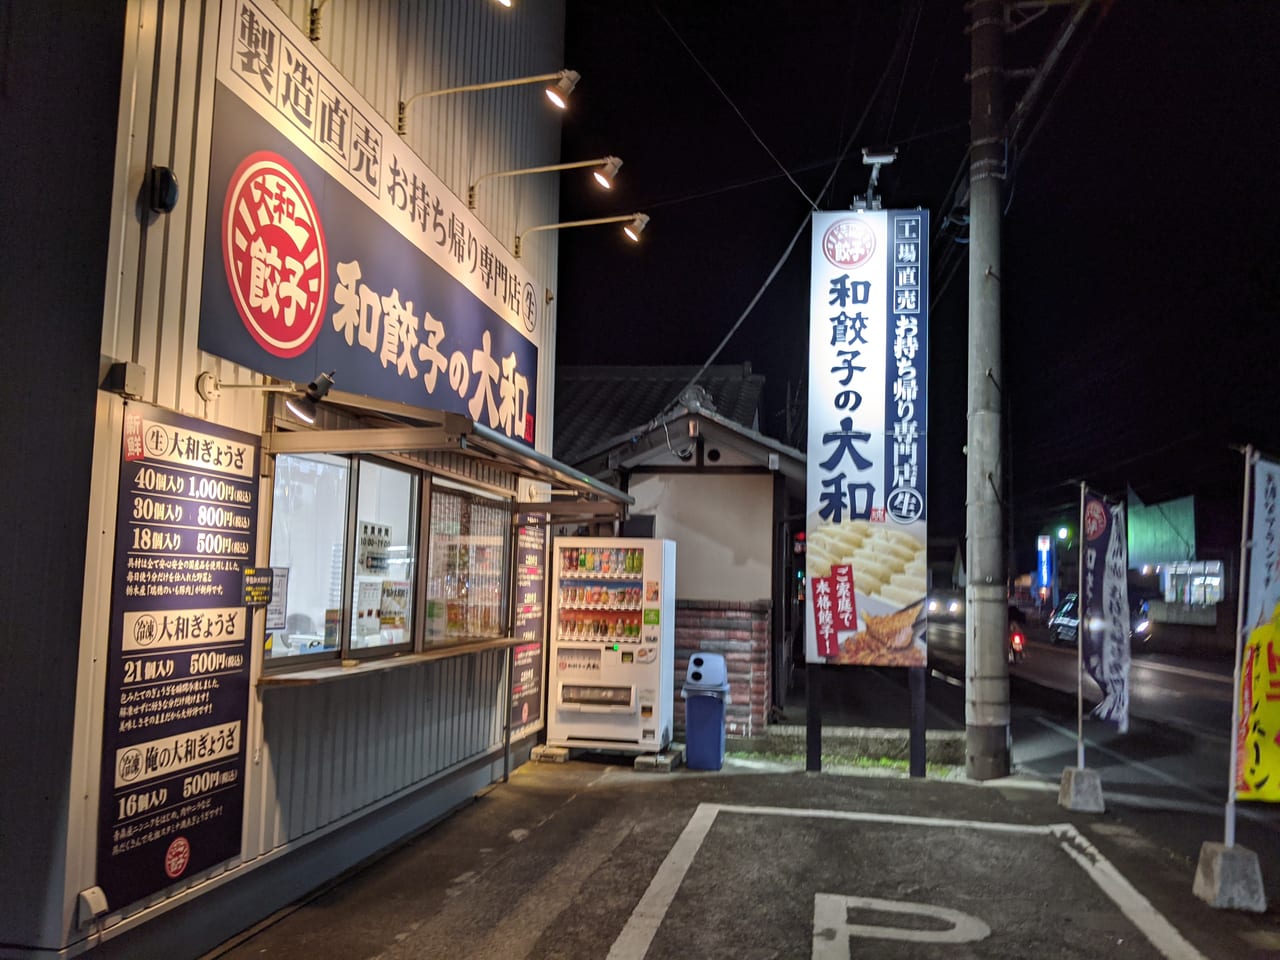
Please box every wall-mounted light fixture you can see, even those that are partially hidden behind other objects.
[285,372,336,424]
[468,156,621,209]
[514,213,648,258]
[196,370,335,424]
[397,69,580,136]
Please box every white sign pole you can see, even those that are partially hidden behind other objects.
[1224,445,1254,849]
[1076,481,1087,770]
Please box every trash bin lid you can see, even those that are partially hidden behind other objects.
[685,652,727,687]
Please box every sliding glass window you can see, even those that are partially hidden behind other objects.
[350,459,418,654]
[267,453,349,661]
[425,484,511,643]
[265,454,513,666]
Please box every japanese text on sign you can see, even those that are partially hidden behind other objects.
[223,0,538,339]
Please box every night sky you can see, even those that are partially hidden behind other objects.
[554,1,1280,566]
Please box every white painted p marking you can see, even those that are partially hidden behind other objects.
[812,894,991,959]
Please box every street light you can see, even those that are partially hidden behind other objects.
[514,212,649,258]
[1053,525,1072,609]
[397,69,580,136]
[468,156,622,209]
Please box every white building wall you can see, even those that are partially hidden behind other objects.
[57,1,568,953]
[630,473,773,603]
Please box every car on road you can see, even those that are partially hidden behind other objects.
[1047,592,1153,645]
[926,589,963,621]
[1048,594,1079,644]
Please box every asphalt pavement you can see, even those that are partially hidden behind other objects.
[190,626,1280,960]
[201,749,1280,960]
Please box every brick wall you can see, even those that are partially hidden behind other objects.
[673,599,771,739]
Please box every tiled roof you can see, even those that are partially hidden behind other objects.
[554,364,764,465]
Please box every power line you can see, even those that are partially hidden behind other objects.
[656,5,920,425]
[653,3,816,209]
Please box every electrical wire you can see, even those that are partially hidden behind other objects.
[635,120,969,212]
[655,6,919,420]
[653,3,817,209]
[886,1,925,142]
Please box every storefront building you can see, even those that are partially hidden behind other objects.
[0,2,626,957]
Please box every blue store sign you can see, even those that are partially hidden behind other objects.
[199,0,539,444]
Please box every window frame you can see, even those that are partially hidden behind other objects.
[262,451,353,670]
[343,455,424,662]
[423,477,515,646]
[263,452,520,673]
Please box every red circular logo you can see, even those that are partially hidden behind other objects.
[1084,500,1108,540]
[222,152,328,358]
[164,836,191,879]
[821,218,876,269]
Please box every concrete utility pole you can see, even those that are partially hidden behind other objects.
[965,0,1010,779]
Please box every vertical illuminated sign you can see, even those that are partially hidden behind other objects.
[805,211,929,667]
[1037,535,1053,589]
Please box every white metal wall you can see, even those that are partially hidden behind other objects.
[248,649,508,850]
[101,0,564,446]
[68,0,566,948]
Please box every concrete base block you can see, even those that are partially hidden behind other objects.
[531,745,569,763]
[634,745,684,772]
[1193,842,1267,912]
[1058,766,1105,812]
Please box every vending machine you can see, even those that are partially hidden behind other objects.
[546,537,676,752]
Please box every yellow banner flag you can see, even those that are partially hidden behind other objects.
[1238,601,1280,801]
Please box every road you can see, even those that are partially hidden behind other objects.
[918,617,1280,891]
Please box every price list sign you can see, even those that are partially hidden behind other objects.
[96,403,259,910]
[510,515,547,734]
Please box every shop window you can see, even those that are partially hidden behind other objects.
[350,460,418,653]
[267,453,350,660]
[266,454,420,663]
[1161,560,1225,606]
[266,454,514,664]
[425,484,511,641]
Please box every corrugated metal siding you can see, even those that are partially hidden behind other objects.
[77,0,561,933]
[252,648,507,848]
[104,0,564,450]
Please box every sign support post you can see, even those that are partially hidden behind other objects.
[1193,445,1266,911]
[1059,481,1103,812]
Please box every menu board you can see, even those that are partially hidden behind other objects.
[96,402,259,909]
[510,515,547,734]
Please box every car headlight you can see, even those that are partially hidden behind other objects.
[948,600,961,615]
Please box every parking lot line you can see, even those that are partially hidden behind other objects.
[605,803,718,960]
[607,802,1208,960]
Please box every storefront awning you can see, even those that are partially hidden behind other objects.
[262,396,632,519]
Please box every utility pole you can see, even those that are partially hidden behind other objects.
[965,0,1010,779]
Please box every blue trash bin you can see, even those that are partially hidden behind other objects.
[682,653,730,771]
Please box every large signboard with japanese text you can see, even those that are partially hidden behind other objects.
[805,211,928,667]
[511,514,548,738]
[199,0,538,443]
[97,403,259,909]
[1238,455,1280,800]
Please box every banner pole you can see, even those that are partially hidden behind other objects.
[1076,481,1087,770]
[1225,445,1254,848]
